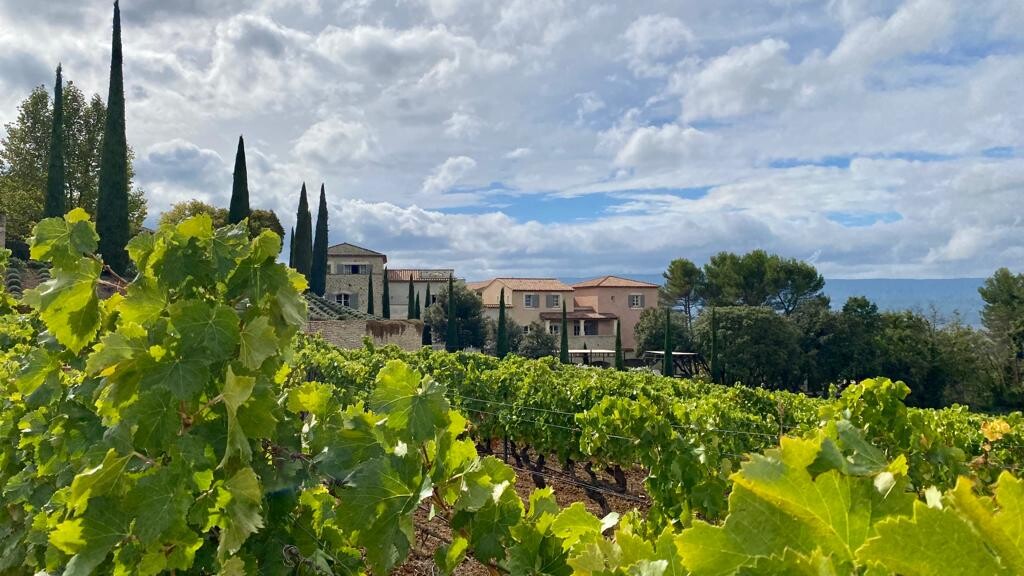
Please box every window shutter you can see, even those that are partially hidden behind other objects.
[639,294,645,308]
[351,293,359,309]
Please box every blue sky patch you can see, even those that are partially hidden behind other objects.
[827,211,903,227]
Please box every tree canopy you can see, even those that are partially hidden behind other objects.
[425,279,486,350]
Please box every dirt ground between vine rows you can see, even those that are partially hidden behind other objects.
[393,440,650,575]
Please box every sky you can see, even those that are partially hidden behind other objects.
[0,0,1022,280]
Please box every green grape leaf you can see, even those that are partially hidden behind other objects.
[370,360,449,444]
[311,404,384,480]
[454,479,524,564]
[678,435,914,575]
[858,472,1024,575]
[123,388,180,454]
[434,536,469,576]
[221,366,256,466]
[69,449,132,515]
[549,503,608,551]
[212,467,264,559]
[29,208,97,266]
[51,497,129,576]
[24,256,101,354]
[169,300,240,363]
[336,454,432,574]
[239,316,276,371]
[15,347,59,396]
[127,466,191,545]
[140,354,210,400]
[117,280,167,326]
[285,381,335,419]
[86,323,147,375]
[211,221,251,280]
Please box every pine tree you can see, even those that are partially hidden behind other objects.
[496,287,509,358]
[310,184,329,296]
[228,135,249,224]
[614,320,624,370]
[662,308,674,377]
[288,226,295,267]
[44,64,66,218]
[382,268,391,319]
[367,273,375,315]
[414,292,421,320]
[96,0,130,274]
[292,183,313,281]
[559,301,570,364]
[445,276,458,352]
[407,277,415,319]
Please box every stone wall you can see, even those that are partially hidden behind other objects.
[305,318,423,350]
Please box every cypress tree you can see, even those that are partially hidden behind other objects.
[662,308,674,377]
[288,226,295,267]
[614,320,624,370]
[445,276,457,352]
[414,292,421,320]
[310,184,329,295]
[44,64,66,218]
[382,268,391,319]
[559,301,570,364]
[496,287,509,358]
[96,0,130,274]
[407,277,415,319]
[228,135,249,224]
[292,183,313,281]
[710,307,719,384]
[422,319,432,346]
[424,284,432,313]
[367,273,375,315]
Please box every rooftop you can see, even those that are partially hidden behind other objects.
[387,268,455,282]
[471,278,575,292]
[572,275,659,289]
[305,293,380,321]
[326,242,387,262]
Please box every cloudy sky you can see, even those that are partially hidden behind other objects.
[1,0,1022,279]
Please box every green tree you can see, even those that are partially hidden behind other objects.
[693,306,802,389]
[96,0,131,274]
[518,321,557,358]
[662,307,674,377]
[769,257,826,315]
[310,184,329,296]
[979,268,1024,405]
[382,268,391,319]
[44,64,65,218]
[0,78,146,255]
[159,200,227,228]
[614,320,624,370]
[559,301,570,364]
[661,258,704,326]
[288,226,295,266]
[247,208,283,240]
[424,284,432,313]
[633,307,690,355]
[414,292,421,319]
[427,277,486,351]
[292,183,312,280]
[407,277,415,319]
[496,287,509,358]
[698,250,823,315]
[367,273,375,315]
[228,135,249,224]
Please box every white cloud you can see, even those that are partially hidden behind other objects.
[443,110,483,139]
[505,147,532,159]
[294,118,380,166]
[421,155,477,195]
[623,14,696,77]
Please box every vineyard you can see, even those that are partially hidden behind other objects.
[1,213,1023,575]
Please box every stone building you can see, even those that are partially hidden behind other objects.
[303,293,423,350]
[387,268,455,319]
[324,242,386,314]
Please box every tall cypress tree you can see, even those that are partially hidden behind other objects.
[310,184,329,296]
[407,277,415,319]
[382,268,391,319]
[44,64,66,218]
[445,276,457,352]
[288,226,295,267]
[559,301,570,364]
[614,320,624,370]
[414,292,421,320]
[228,135,249,224]
[422,317,432,346]
[662,308,674,377]
[424,284,432,313]
[710,307,719,384]
[496,287,509,358]
[367,273,375,315]
[292,183,313,281]
[96,0,130,274]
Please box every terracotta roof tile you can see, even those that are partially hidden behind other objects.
[493,278,574,291]
[572,275,659,288]
[387,269,454,282]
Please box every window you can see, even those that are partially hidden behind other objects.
[524,294,539,308]
[628,294,645,309]
[548,323,560,335]
[343,264,369,275]
[546,294,560,308]
[573,323,581,336]
[336,293,351,307]
[522,324,531,334]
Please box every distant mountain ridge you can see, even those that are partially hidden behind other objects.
[560,275,986,326]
